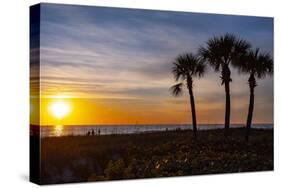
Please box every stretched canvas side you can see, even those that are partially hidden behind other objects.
[30,4,41,185]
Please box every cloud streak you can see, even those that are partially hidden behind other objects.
[37,3,273,123]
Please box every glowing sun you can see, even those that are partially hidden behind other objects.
[49,100,71,119]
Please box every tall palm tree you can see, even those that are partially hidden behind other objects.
[199,34,251,137]
[234,48,273,141]
[170,53,206,139]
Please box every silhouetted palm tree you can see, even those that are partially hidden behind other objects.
[234,48,273,141]
[199,34,251,137]
[170,53,206,139]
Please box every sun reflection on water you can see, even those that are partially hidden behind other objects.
[54,125,64,137]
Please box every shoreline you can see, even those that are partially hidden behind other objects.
[43,126,273,138]
[31,124,274,138]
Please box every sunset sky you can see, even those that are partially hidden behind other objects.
[31,3,273,125]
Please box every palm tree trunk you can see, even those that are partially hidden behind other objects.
[222,65,231,137]
[224,81,231,137]
[188,86,197,139]
[246,74,256,142]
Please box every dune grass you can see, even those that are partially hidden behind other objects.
[39,128,273,184]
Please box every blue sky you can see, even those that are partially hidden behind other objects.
[37,3,273,124]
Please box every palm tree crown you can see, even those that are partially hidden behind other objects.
[236,48,273,80]
[199,33,251,84]
[171,53,206,96]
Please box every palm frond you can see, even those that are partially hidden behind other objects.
[170,83,184,97]
[236,48,273,79]
[171,55,186,81]
[194,59,207,78]
[199,33,251,73]
[171,52,207,81]
[257,51,273,78]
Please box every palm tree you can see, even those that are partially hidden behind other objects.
[198,34,251,137]
[170,53,206,139]
[234,48,273,141]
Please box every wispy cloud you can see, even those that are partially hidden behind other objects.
[37,3,273,123]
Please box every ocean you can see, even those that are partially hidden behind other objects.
[36,124,273,137]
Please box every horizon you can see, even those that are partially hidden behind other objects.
[32,123,274,127]
[30,4,273,126]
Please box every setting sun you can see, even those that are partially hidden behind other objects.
[49,100,71,119]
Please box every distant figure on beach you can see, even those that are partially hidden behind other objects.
[91,130,95,136]
[175,128,181,131]
[98,129,101,135]
[86,131,90,136]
